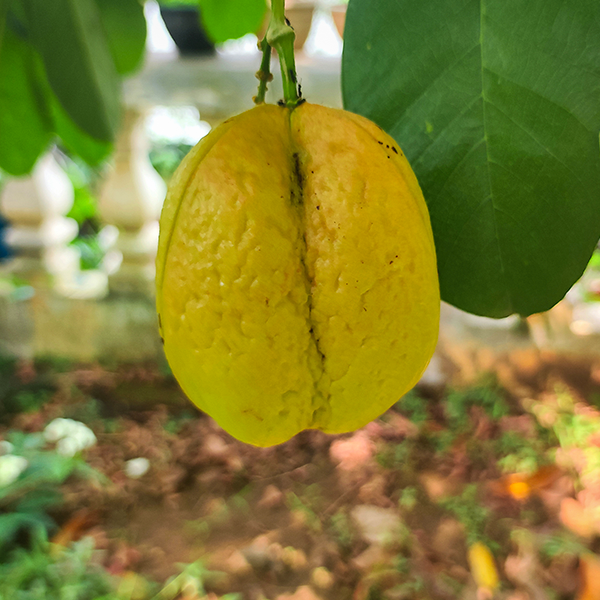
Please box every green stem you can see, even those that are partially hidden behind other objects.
[254,38,273,105]
[266,0,301,107]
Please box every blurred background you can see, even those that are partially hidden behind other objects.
[0,2,600,599]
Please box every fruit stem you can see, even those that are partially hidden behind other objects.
[254,38,273,104]
[266,0,302,107]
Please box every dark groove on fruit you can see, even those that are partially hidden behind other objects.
[288,124,328,425]
[292,152,304,202]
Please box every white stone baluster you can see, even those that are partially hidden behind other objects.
[0,152,79,286]
[99,107,166,295]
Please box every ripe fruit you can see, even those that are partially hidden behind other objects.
[156,102,439,447]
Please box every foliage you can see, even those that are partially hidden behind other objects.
[149,142,193,182]
[444,382,509,430]
[156,560,237,600]
[376,438,417,470]
[158,0,267,44]
[286,491,322,533]
[398,486,418,512]
[61,153,106,270]
[70,236,106,271]
[439,484,495,547]
[329,508,355,552]
[539,531,587,560]
[0,429,101,556]
[395,390,429,424]
[0,537,119,600]
[0,0,145,173]
[0,359,56,419]
[199,0,266,45]
[494,431,549,475]
[159,0,199,6]
[1,0,598,320]
[0,0,268,172]
[343,0,600,318]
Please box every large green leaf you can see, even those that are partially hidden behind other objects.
[0,1,7,54]
[0,27,51,175]
[342,0,600,318]
[51,92,113,166]
[24,0,120,142]
[199,0,266,44]
[96,0,146,75]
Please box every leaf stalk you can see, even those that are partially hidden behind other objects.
[256,0,301,107]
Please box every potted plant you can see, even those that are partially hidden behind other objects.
[158,0,215,55]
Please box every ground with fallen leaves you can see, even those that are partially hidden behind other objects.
[2,342,600,600]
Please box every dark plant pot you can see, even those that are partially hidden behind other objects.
[160,7,215,55]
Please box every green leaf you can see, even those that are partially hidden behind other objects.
[24,453,78,485]
[0,27,51,175]
[199,0,266,44]
[15,489,63,513]
[51,93,113,166]
[24,0,121,142]
[96,0,146,75]
[0,1,7,54]
[6,0,27,26]
[342,0,600,317]
[0,512,53,549]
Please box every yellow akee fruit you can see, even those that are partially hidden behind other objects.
[156,102,439,447]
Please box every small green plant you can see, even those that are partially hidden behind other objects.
[429,429,456,456]
[0,429,102,557]
[154,559,237,600]
[439,485,495,547]
[427,380,511,457]
[495,431,549,475]
[0,367,56,420]
[163,410,195,435]
[444,382,510,431]
[376,438,416,470]
[329,508,355,552]
[398,486,418,512]
[395,390,429,424]
[539,531,587,560]
[0,537,119,600]
[387,576,425,597]
[286,492,322,533]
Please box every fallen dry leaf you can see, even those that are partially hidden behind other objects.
[51,510,100,549]
[489,466,562,501]
[560,497,600,539]
[578,553,600,600]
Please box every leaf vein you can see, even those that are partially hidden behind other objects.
[481,2,512,313]
[484,97,587,189]
[411,94,482,167]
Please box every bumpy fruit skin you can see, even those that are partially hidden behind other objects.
[156,103,439,447]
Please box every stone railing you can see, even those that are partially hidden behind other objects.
[1,46,599,363]
[0,50,342,362]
